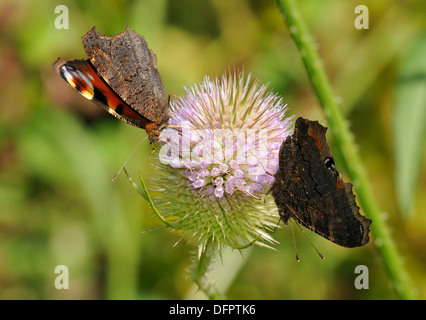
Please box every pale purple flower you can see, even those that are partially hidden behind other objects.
[154,71,294,250]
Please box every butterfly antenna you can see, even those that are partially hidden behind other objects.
[233,187,262,200]
[166,124,193,130]
[293,220,325,260]
[289,219,300,262]
[112,135,148,181]
[246,148,276,177]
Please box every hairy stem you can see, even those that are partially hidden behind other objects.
[189,242,224,300]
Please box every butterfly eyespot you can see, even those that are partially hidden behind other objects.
[324,157,339,176]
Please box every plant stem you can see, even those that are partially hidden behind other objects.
[276,0,416,299]
[189,242,224,300]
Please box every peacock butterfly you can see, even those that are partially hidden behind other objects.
[53,26,169,144]
[271,117,371,248]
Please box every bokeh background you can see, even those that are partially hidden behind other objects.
[0,0,425,299]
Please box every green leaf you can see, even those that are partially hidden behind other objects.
[393,33,426,218]
[123,167,176,228]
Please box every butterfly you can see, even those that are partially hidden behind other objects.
[53,26,169,144]
[271,117,371,248]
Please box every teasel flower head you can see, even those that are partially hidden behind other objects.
[154,71,294,252]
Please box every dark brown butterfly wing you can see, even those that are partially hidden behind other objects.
[82,26,169,126]
[272,117,371,247]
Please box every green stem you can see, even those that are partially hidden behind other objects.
[276,0,416,299]
[189,242,224,300]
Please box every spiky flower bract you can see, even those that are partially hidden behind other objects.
[153,71,294,252]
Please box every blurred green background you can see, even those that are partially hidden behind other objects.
[0,0,425,299]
